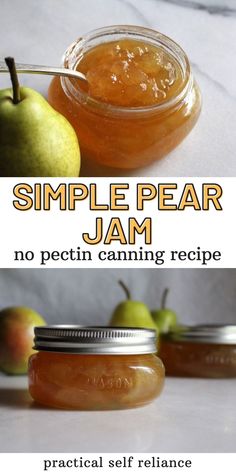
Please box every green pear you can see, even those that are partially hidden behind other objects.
[151,288,178,334]
[0,306,46,375]
[0,57,80,177]
[110,280,158,332]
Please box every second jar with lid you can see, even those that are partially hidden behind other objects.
[160,324,236,378]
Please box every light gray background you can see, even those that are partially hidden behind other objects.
[0,269,235,325]
[1,268,236,455]
[0,0,236,176]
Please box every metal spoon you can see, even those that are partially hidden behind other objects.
[0,61,87,82]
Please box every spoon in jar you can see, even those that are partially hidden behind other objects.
[0,61,87,82]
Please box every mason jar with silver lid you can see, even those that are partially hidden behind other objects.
[28,325,165,410]
[159,324,236,378]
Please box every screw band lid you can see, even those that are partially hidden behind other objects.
[34,325,157,354]
[164,324,236,345]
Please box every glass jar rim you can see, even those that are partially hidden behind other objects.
[34,325,158,355]
[164,324,236,345]
[61,25,192,116]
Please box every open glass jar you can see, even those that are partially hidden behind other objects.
[160,325,236,378]
[28,326,165,410]
[48,25,201,170]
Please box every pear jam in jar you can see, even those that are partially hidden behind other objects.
[48,25,201,170]
[160,325,236,378]
[28,326,165,410]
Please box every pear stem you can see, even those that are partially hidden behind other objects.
[5,57,21,104]
[118,280,131,300]
[161,288,169,309]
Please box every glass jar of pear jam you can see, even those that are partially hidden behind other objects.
[28,326,164,410]
[160,325,236,378]
[48,25,201,170]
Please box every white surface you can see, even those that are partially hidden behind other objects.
[0,373,235,453]
[0,0,236,176]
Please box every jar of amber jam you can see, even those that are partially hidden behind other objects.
[28,326,165,410]
[48,25,201,170]
[160,324,236,378]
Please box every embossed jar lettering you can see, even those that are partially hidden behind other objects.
[28,326,165,410]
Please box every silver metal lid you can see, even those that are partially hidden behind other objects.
[164,324,236,345]
[34,325,157,354]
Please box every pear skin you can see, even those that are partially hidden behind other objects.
[151,288,178,334]
[0,306,46,374]
[110,300,158,331]
[151,309,177,334]
[0,87,81,176]
[110,280,158,332]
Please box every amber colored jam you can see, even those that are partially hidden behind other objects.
[28,351,165,410]
[78,39,184,107]
[160,340,236,378]
[48,27,201,170]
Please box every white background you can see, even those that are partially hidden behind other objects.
[0,177,231,268]
[0,452,236,471]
